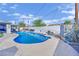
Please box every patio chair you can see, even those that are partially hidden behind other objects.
[29,29,35,31]
[46,31,54,35]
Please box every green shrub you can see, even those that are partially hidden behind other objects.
[0,34,4,38]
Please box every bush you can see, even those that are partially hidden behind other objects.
[0,34,4,38]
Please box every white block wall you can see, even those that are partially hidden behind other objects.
[6,24,11,33]
[30,26,60,34]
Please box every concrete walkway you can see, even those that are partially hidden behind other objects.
[54,40,79,56]
[0,33,60,56]
[0,33,78,56]
[0,46,18,56]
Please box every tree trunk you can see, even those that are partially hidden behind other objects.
[73,3,78,42]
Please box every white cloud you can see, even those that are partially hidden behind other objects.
[19,14,43,25]
[10,4,18,9]
[1,3,7,5]
[10,6,16,9]
[18,14,74,25]
[62,9,75,15]
[43,20,53,24]
[59,15,75,23]
[43,19,62,24]
[2,10,8,13]
[13,13,21,16]
[61,15,75,20]
[43,15,75,25]
[58,4,74,11]
[60,4,75,16]
[32,16,42,20]
[65,4,75,9]
[18,13,42,25]
[14,4,18,7]
[67,16,75,19]
[33,17,41,20]
[20,15,31,19]
[28,14,34,17]
[20,14,37,19]
[20,15,27,19]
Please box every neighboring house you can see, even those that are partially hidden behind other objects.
[0,22,18,33]
[48,24,61,26]
[0,22,11,33]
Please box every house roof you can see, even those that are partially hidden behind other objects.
[0,22,11,24]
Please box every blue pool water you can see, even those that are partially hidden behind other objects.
[14,32,50,44]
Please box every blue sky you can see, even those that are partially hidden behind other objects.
[0,3,77,25]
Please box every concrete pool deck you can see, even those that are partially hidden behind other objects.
[0,33,78,56]
[0,33,60,56]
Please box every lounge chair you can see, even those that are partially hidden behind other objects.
[29,29,35,31]
[46,31,54,35]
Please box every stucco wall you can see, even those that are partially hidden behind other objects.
[30,26,60,34]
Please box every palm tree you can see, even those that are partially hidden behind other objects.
[64,20,71,25]
[64,20,71,33]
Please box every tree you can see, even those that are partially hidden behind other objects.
[33,19,46,27]
[18,21,26,28]
[64,20,71,25]
[64,20,71,33]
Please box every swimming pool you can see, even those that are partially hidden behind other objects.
[14,32,50,44]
